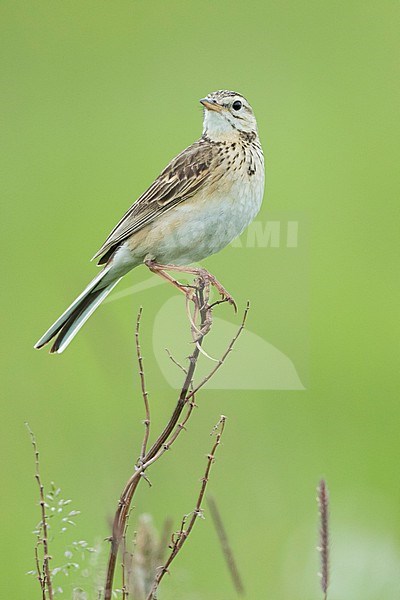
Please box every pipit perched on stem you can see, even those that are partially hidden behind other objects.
[35,90,265,353]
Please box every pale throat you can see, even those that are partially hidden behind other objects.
[203,111,244,143]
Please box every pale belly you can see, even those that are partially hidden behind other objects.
[127,175,264,266]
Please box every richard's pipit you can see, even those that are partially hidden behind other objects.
[35,90,265,353]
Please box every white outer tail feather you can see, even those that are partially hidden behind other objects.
[54,280,121,353]
[34,265,121,353]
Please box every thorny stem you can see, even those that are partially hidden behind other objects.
[104,283,209,598]
[121,510,134,600]
[165,347,188,375]
[135,307,150,461]
[186,301,250,402]
[104,278,248,599]
[121,529,128,600]
[146,416,227,600]
[34,544,46,600]
[144,282,210,463]
[26,423,54,600]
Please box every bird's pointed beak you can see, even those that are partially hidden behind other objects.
[200,98,223,113]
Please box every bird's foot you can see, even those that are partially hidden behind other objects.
[195,268,237,313]
[145,261,237,313]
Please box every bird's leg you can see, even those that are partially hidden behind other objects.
[144,259,197,305]
[150,263,237,313]
[145,260,234,349]
[145,259,215,344]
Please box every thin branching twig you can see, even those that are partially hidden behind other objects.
[26,423,54,600]
[135,307,151,461]
[104,282,209,598]
[185,301,250,401]
[146,416,227,599]
[104,277,248,598]
[121,508,135,600]
[165,347,188,375]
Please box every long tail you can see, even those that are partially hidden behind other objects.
[34,265,121,354]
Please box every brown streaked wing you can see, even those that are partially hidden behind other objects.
[93,138,220,262]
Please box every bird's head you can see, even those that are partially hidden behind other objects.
[200,90,257,141]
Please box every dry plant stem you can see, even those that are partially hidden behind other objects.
[135,307,150,460]
[34,545,45,600]
[146,416,227,600]
[186,301,250,402]
[165,348,188,375]
[104,281,248,599]
[26,423,54,600]
[121,526,129,600]
[317,479,329,600]
[121,508,135,600]
[104,283,209,599]
[207,495,245,596]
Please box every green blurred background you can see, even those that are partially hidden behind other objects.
[1,1,399,598]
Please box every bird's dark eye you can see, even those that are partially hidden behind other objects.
[232,100,242,111]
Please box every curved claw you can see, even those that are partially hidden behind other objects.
[223,294,237,313]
